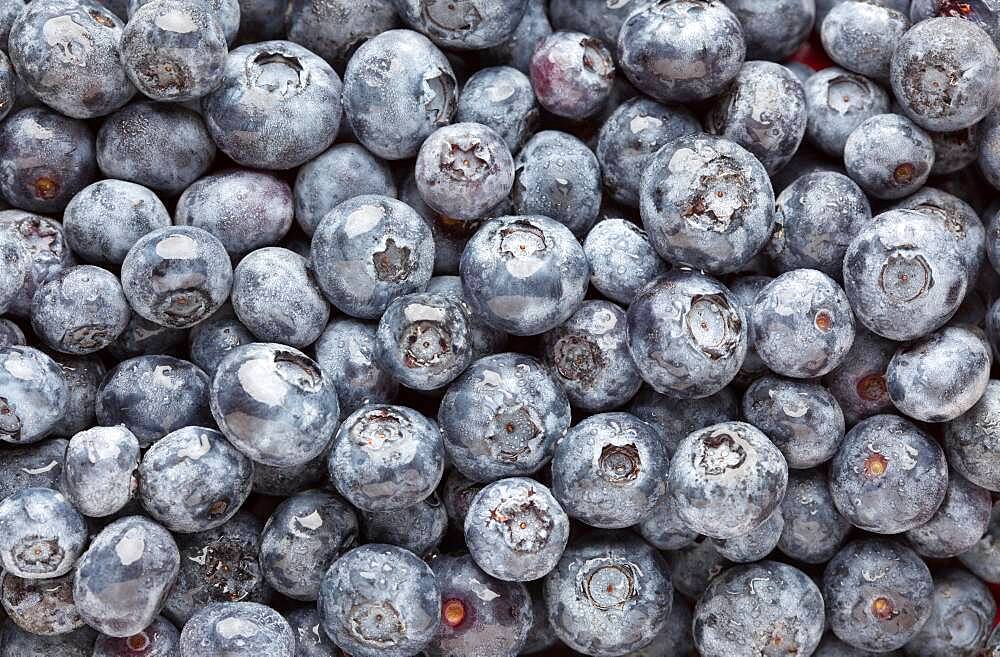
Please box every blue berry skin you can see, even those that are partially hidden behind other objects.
[823,539,933,653]
[362,493,447,557]
[906,469,991,559]
[751,269,856,379]
[778,469,851,564]
[626,592,694,657]
[189,317,254,377]
[341,29,457,160]
[596,97,700,209]
[63,180,170,267]
[128,0,240,44]
[928,124,980,175]
[440,468,483,529]
[886,325,991,422]
[63,425,140,518]
[439,353,570,482]
[909,0,1000,46]
[180,602,295,657]
[285,606,340,657]
[399,175,475,276]
[626,270,748,399]
[542,300,642,412]
[636,492,698,551]
[521,582,557,655]
[391,0,526,50]
[121,226,233,329]
[548,0,656,52]
[946,380,1000,491]
[0,621,96,657]
[232,248,330,348]
[665,538,731,600]
[0,319,24,347]
[31,265,130,355]
[329,404,443,512]
[0,229,30,316]
[120,0,227,102]
[0,108,96,214]
[8,0,134,118]
[0,438,67,501]
[317,544,441,657]
[175,170,294,258]
[894,186,986,280]
[629,387,738,457]
[822,1,910,81]
[294,144,397,237]
[97,101,216,194]
[695,560,823,657]
[669,420,788,540]
[0,487,86,580]
[552,412,667,529]
[618,0,744,103]
[426,552,533,657]
[260,489,359,601]
[456,66,538,153]
[710,508,783,563]
[844,113,935,200]
[211,342,340,467]
[73,516,179,637]
[639,134,774,274]
[829,414,948,534]
[979,109,1000,190]
[583,218,670,305]
[960,500,1000,582]
[843,209,968,341]
[0,345,67,444]
[1,569,83,636]
[815,635,899,657]
[460,215,589,336]
[906,568,996,657]
[543,531,672,657]
[203,41,344,170]
[107,313,187,362]
[722,0,814,61]
[284,0,399,68]
[0,0,23,49]
[482,0,551,74]
[49,352,106,436]
[311,195,435,320]
[253,448,329,497]
[314,318,398,418]
[728,273,771,380]
[93,615,179,657]
[803,68,891,157]
[529,31,614,120]
[425,275,508,359]
[97,355,211,447]
[138,426,253,533]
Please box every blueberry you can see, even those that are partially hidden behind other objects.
[1,569,83,636]
[460,215,589,335]
[892,186,986,280]
[97,355,211,447]
[8,0,134,118]
[823,539,934,652]
[49,352,105,436]
[0,487,86,579]
[62,180,171,266]
[440,468,484,529]
[988,625,1000,657]
[694,560,824,657]
[0,319,24,347]
[285,606,340,657]
[844,113,935,199]
[189,316,254,377]
[0,0,23,49]
[425,274,508,359]
[0,345,68,444]
[456,66,538,152]
[314,318,398,417]
[543,531,672,656]
[722,0,814,60]
[664,537,730,600]
[253,448,329,497]
[725,274,774,376]
[400,175,478,276]
[0,229,30,316]
[63,425,140,518]
[390,0,527,50]
[93,616,180,657]
[211,342,340,467]
[778,468,852,564]
[128,0,239,44]
[317,544,441,657]
[909,0,1000,45]
[202,41,344,170]
[108,313,188,361]
[520,582,557,655]
[311,195,435,320]
[905,568,996,657]
[929,124,981,175]
[626,270,748,398]
[361,493,447,556]
[180,602,294,657]
[959,500,1000,582]
[329,404,443,511]
[945,379,1000,491]
[822,1,909,81]
[529,31,614,120]
[618,0,745,103]
[906,469,992,559]
[636,492,698,551]
[284,0,400,68]
[629,387,739,457]
[0,621,96,657]
[0,438,67,501]
[829,414,948,534]
[482,0,551,74]
[815,634,901,657]
[31,265,130,355]
[582,218,670,305]
[341,29,456,160]
[803,68,891,157]
[639,134,774,274]
[979,109,1000,190]
[548,0,655,52]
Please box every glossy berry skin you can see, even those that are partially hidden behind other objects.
[341,29,457,160]
[0,345,67,444]
[456,66,538,152]
[314,318,398,418]
[63,180,170,267]
[180,602,294,657]
[391,0,526,50]
[8,0,134,118]
[823,539,933,652]
[945,380,1000,491]
[311,195,435,320]
[0,487,86,579]
[317,544,441,657]
[426,553,533,657]
[284,0,398,68]
[829,414,948,534]
[844,113,934,200]
[93,615,180,657]
[74,515,180,637]
[626,270,748,399]
[722,0,814,61]
[778,468,852,564]
[121,226,232,329]
[203,41,343,170]
[543,531,672,657]
[843,209,967,341]
[886,325,991,422]
[232,247,330,348]
[618,0,745,104]
[361,493,446,557]
[529,31,614,120]
[96,102,216,194]
[464,477,569,582]
[0,108,96,214]
[460,215,589,336]
[259,489,358,601]
[906,469,991,559]
[639,134,774,274]
[669,420,788,540]
[552,412,667,529]
[120,0,226,102]
[439,353,570,482]
[63,425,140,518]
[211,342,340,467]
[30,265,130,355]
[329,404,444,512]
[694,561,824,657]
[751,269,856,378]
[582,218,670,305]
[821,1,910,81]
[892,186,986,280]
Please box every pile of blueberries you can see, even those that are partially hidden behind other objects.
[6,0,1000,655]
